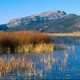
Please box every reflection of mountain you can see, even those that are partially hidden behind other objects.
[1,10,80,32]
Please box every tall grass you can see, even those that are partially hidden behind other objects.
[0,31,53,53]
[15,43,54,54]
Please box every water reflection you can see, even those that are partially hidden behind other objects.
[0,44,80,79]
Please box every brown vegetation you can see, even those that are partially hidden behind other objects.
[0,31,51,53]
[0,31,50,44]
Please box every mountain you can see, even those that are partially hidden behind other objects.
[0,10,80,32]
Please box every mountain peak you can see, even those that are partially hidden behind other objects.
[1,10,79,33]
[7,10,67,27]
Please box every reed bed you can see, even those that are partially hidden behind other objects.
[0,31,54,54]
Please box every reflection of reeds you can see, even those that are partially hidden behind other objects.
[0,57,33,77]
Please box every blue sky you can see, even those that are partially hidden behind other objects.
[0,0,80,24]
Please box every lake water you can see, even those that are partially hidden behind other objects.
[0,38,80,80]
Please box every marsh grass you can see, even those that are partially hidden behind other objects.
[15,43,54,54]
[0,31,53,54]
[0,31,66,54]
